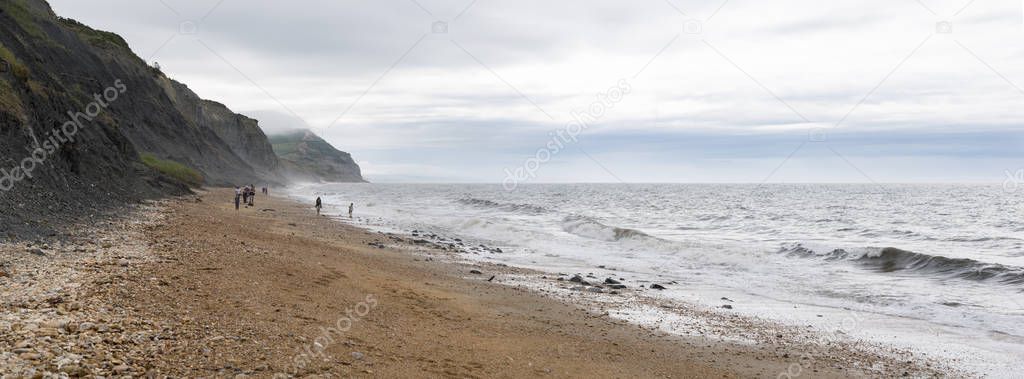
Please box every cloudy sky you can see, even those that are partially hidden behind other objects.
[49,0,1024,183]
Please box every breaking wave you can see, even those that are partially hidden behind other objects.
[561,215,651,242]
[781,244,1024,285]
[458,197,551,215]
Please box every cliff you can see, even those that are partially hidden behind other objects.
[0,0,288,237]
[269,130,365,183]
[155,77,285,185]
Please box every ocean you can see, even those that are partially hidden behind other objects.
[290,183,1024,376]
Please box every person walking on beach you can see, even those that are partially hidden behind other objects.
[315,196,322,215]
[234,186,241,210]
[348,203,354,219]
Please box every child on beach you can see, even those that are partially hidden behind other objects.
[348,203,354,219]
[315,197,322,215]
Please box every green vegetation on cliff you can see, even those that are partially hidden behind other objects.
[141,154,204,187]
[58,17,131,51]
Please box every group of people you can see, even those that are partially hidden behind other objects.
[229,187,353,218]
[315,196,354,219]
[234,185,264,210]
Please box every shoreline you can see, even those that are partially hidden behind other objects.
[0,189,951,377]
[294,182,1023,377]
[298,191,966,378]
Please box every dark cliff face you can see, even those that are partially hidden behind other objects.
[0,0,286,237]
[269,130,365,183]
[155,77,285,185]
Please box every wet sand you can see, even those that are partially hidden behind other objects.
[0,189,948,377]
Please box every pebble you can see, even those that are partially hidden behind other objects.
[59,364,84,375]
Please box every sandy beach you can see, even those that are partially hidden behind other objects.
[0,189,948,378]
[3,0,1019,377]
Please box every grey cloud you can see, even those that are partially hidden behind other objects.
[46,0,1024,182]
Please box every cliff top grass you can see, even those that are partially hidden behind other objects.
[58,17,131,51]
[141,153,204,188]
[269,130,337,157]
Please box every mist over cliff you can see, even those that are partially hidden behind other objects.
[268,129,365,184]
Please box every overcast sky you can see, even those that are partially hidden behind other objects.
[49,0,1024,183]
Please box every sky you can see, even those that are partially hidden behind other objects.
[47,0,1024,183]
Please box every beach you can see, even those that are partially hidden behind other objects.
[3,0,1020,377]
[0,189,947,378]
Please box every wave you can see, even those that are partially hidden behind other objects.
[561,215,651,242]
[780,244,1024,285]
[457,197,551,215]
[947,236,1022,243]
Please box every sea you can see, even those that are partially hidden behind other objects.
[289,183,1024,377]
